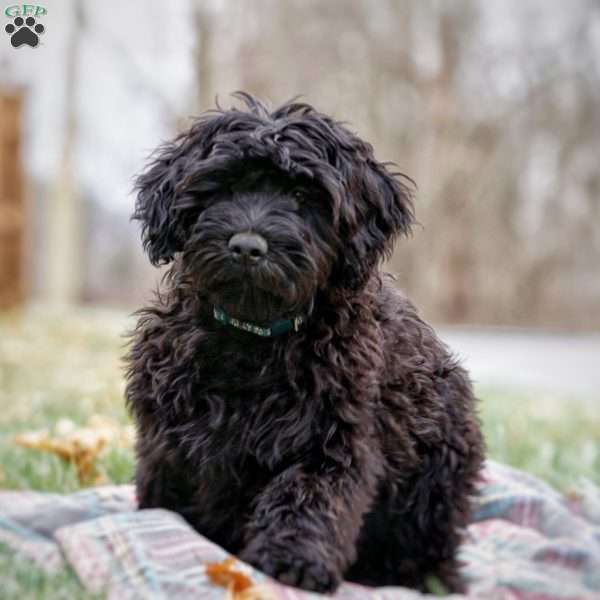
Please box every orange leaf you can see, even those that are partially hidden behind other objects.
[206,557,254,593]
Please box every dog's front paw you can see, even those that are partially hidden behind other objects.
[240,538,341,594]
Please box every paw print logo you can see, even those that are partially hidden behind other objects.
[5,16,45,48]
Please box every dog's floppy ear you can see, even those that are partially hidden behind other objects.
[337,156,414,289]
[133,136,194,266]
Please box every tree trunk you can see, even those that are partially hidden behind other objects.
[45,0,84,305]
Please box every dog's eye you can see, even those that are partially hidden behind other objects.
[292,188,308,201]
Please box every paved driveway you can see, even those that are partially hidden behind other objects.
[438,327,600,399]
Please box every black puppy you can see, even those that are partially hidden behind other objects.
[126,93,483,594]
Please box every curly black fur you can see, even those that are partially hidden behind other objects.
[126,92,484,594]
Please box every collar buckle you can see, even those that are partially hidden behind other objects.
[293,316,303,332]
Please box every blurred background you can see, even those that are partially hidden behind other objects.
[0,0,599,492]
[1,0,599,325]
[2,0,600,394]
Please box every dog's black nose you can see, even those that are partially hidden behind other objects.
[228,232,268,263]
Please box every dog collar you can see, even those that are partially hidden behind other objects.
[213,307,305,337]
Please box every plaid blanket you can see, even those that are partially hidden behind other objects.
[0,461,599,599]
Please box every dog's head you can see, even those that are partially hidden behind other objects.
[134,92,414,323]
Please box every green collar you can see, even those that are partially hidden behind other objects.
[213,306,305,337]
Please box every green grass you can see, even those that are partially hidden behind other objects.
[0,306,598,598]
[0,543,98,600]
[480,387,600,490]
[0,307,134,493]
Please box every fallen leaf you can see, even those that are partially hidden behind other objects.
[207,557,253,593]
[206,557,277,600]
[14,415,134,485]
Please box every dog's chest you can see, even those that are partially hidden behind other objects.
[177,382,311,475]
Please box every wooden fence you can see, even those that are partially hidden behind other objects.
[0,90,25,309]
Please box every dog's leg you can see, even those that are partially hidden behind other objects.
[350,422,482,592]
[346,448,474,592]
[392,441,480,593]
[134,430,180,510]
[239,458,379,593]
[131,407,195,514]
[390,379,482,593]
